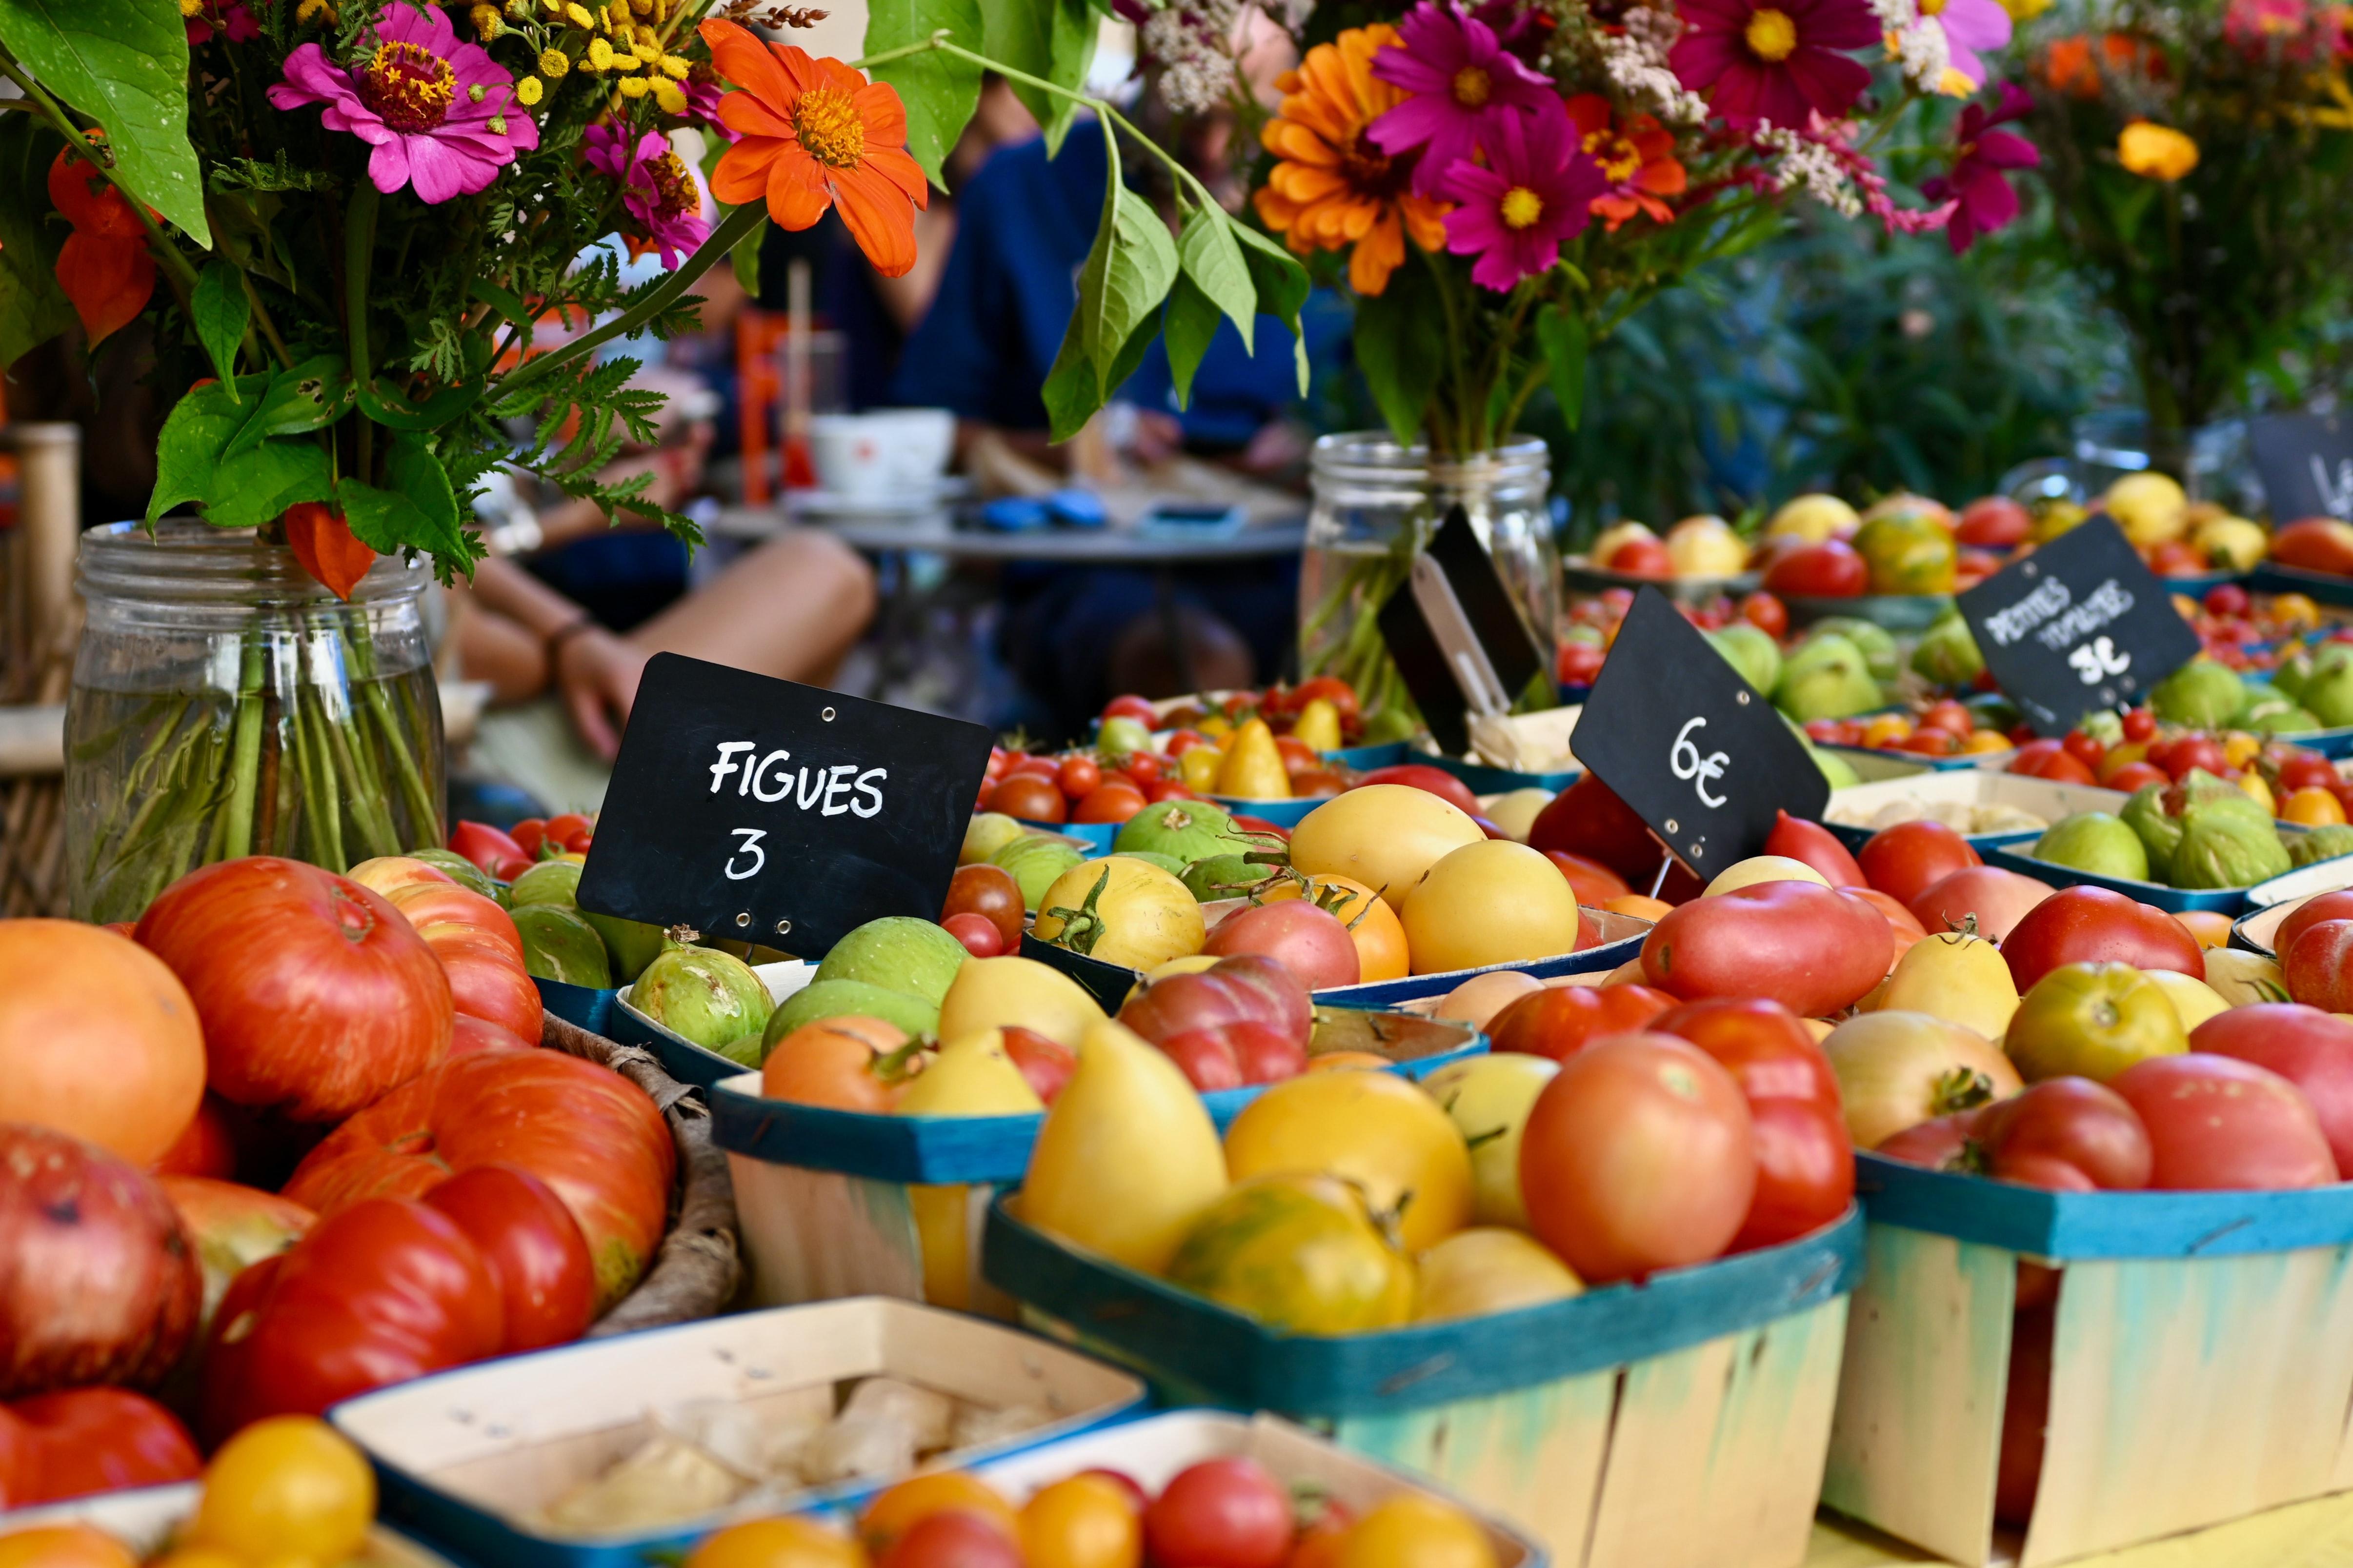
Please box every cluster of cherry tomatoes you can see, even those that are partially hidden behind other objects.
[1802,700,2015,759]
[2187,583,2330,672]
[2007,716,2349,818]
[447,813,594,881]
[1557,589,1791,687]
[980,748,1190,826]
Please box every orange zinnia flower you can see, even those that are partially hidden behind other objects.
[700,19,927,278]
[1564,95,1686,231]
[1253,23,1448,297]
[2038,30,2163,96]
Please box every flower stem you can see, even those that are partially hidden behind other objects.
[222,638,265,858]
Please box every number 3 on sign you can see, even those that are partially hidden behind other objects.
[1670,717,1730,808]
[724,828,766,881]
[2069,636,2131,686]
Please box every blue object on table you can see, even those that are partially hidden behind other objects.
[1047,488,1107,529]
[1137,502,1246,540]
[979,497,1050,532]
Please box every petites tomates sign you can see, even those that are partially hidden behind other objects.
[1575,586,1828,875]
[577,654,993,955]
[2250,412,2353,523]
[1956,516,2199,737]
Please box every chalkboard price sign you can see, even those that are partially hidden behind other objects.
[1373,506,1550,758]
[2250,412,2353,523]
[576,654,995,956]
[1575,586,1828,874]
[1956,516,2199,738]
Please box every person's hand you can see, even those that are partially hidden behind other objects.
[554,626,648,760]
[1126,410,1185,467]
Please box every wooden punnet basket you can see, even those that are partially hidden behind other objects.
[1823,1152,2353,1566]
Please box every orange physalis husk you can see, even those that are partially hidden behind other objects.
[57,231,156,346]
[698,18,927,278]
[282,502,376,601]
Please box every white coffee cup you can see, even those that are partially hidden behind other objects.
[807,413,894,499]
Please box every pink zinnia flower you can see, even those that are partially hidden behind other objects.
[187,0,259,46]
[1920,0,2011,90]
[682,76,741,141]
[1438,99,1605,291]
[1369,1,1561,195]
[268,1,538,203]
[1669,0,1879,126]
[585,125,714,269]
[1920,82,2037,253]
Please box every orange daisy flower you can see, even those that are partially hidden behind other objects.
[700,19,927,278]
[1252,23,1448,297]
[1564,95,1687,231]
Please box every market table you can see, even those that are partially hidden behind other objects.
[1806,1490,2353,1567]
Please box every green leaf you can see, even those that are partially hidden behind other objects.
[220,355,353,461]
[0,115,72,369]
[354,378,482,431]
[865,0,983,188]
[190,261,249,395]
[1054,124,1179,411]
[204,438,333,529]
[1163,273,1221,411]
[730,215,767,293]
[342,434,467,561]
[146,381,248,524]
[0,0,210,246]
[981,0,1095,153]
[1353,262,1443,445]
[1176,206,1254,353]
[1536,305,1589,431]
[1231,221,1309,334]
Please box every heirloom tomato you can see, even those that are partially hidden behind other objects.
[2111,1054,2338,1189]
[2191,1005,2353,1174]
[1856,822,1981,907]
[424,1165,597,1354]
[1654,998,1853,1249]
[1639,882,1890,1017]
[0,1388,199,1509]
[1973,1078,2151,1191]
[1144,1459,1292,1568]
[1485,984,1675,1063]
[1999,886,2203,993]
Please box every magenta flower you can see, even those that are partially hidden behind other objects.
[1922,0,2012,90]
[680,77,741,142]
[268,1,538,204]
[187,0,259,46]
[1438,99,1605,291]
[1369,1,1561,195]
[585,125,714,269]
[1669,0,1879,126]
[1920,82,2037,253]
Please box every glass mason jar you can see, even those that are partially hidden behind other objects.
[1298,434,1558,736]
[2001,412,2261,517]
[66,522,445,923]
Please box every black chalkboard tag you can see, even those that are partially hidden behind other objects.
[1575,586,1828,875]
[1956,515,2199,738]
[576,654,994,956]
[1371,506,1553,757]
[2250,412,2353,522]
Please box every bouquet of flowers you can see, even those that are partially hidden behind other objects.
[2013,0,2353,439]
[0,0,1308,912]
[1200,0,2042,709]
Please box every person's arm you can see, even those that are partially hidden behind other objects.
[462,557,649,760]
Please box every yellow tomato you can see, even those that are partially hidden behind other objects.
[1199,714,1235,741]
[1224,1072,1472,1250]
[862,1473,1019,1556]
[1179,745,1224,792]
[0,1527,138,1568]
[1861,713,1913,748]
[2237,770,2275,814]
[2223,732,2264,769]
[1336,1495,1498,1568]
[688,1519,869,1568]
[1021,1474,1142,1568]
[1290,787,1485,912]
[2275,593,2322,630]
[1261,873,1409,981]
[191,1417,374,1567]
[1400,842,1584,975]
[2285,786,2348,827]
[2095,742,2148,783]
[1962,730,2014,755]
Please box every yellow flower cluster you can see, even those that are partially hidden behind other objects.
[509,0,693,118]
[2119,120,2199,181]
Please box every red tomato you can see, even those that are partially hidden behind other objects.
[1738,591,1789,639]
[2060,730,2106,770]
[986,775,1066,824]
[2204,583,2252,616]
[1652,998,1853,1249]
[1073,783,1148,824]
[2284,919,2353,1012]
[943,864,1026,950]
[942,912,1005,958]
[1557,641,1607,687]
[1002,1026,1076,1105]
[1973,1078,2151,1191]
[2120,707,2156,742]
[1898,728,1963,757]
[1102,695,1160,727]
[448,821,526,877]
[1122,753,1164,787]
[1528,776,1705,904]
[510,818,546,856]
[2274,891,2353,960]
[151,1094,237,1181]
[2001,885,2204,994]
[1876,1112,1980,1170]
[1909,866,2054,943]
[2150,541,2204,577]
[136,857,453,1124]
[1956,496,2031,549]
[1147,780,1198,803]
[2189,1005,2353,1175]
[1761,540,1869,597]
[2007,739,2098,785]
[1203,902,1360,990]
[1486,984,1676,1063]
[1607,539,1676,578]
[886,1512,1023,1568]
[2104,762,2171,794]
[369,877,542,1044]
[1856,821,1983,906]
[1287,677,1361,726]
[2110,1054,2338,1189]
[1273,736,1318,773]
[1520,1034,1757,1283]
[985,746,1009,782]
[282,1046,674,1313]
[1143,1458,1293,1568]
[1641,882,1891,1016]
[424,1165,596,1355]
[1346,764,1484,819]
[200,1198,503,1442]
[1057,756,1102,800]
[1917,700,1975,736]
[2160,735,2229,781]
[0,1388,200,1509]
[1007,756,1064,782]
[2277,752,2339,794]
[1542,850,1632,905]
[1759,811,1866,887]
[543,813,595,854]
[1165,730,1212,759]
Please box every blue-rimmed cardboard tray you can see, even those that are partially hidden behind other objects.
[987,1195,1861,1568]
[1326,742,1581,796]
[2254,560,2353,611]
[330,1297,1146,1568]
[1989,829,2350,917]
[610,958,815,1088]
[1822,774,2132,855]
[1823,1152,2353,1567]
[2232,856,2353,954]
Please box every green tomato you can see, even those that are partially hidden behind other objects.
[2003,962,2186,1083]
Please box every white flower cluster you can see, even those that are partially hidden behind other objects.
[1866,0,1953,95]
[1757,124,1862,215]
[1599,2,1707,123]
[1145,0,1241,113]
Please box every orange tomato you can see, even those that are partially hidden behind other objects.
[1305,1051,1391,1072]
[1963,731,2014,755]
[1021,1474,1141,1568]
[1263,873,1408,982]
[1602,894,1673,922]
[689,1518,869,1568]
[1861,714,1913,748]
[862,1473,1019,1557]
[2175,910,2234,950]
[762,1016,920,1111]
[0,1528,139,1568]
[2284,787,2348,827]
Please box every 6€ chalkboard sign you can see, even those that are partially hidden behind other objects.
[2249,412,2353,522]
[1956,516,2199,737]
[576,654,994,956]
[1372,506,1551,757]
[1575,586,1828,874]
